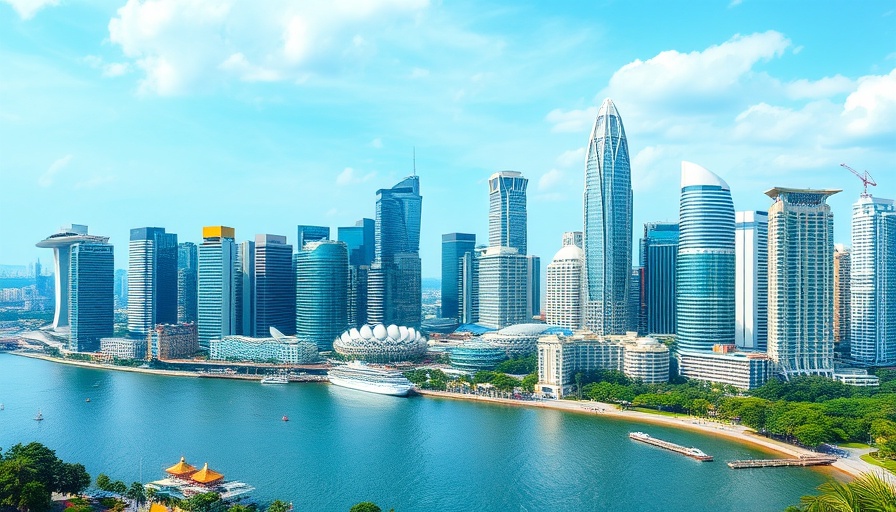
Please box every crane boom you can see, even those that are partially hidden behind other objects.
[840,163,877,196]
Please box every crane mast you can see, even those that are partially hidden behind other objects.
[840,163,877,197]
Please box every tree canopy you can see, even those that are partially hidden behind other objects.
[0,442,91,512]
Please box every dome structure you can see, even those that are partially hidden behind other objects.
[449,341,508,371]
[481,323,557,358]
[551,244,584,263]
[333,323,427,363]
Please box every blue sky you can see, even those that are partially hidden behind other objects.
[1,0,894,277]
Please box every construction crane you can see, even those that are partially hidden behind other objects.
[841,163,877,197]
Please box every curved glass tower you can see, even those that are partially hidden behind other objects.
[676,162,735,352]
[296,240,348,350]
[584,98,632,335]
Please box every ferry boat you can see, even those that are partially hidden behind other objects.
[260,375,289,384]
[629,431,713,462]
[327,361,414,397]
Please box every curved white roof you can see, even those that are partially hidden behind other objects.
[681,161,729,190]
[495,323,554,336]
[551,244,583,263]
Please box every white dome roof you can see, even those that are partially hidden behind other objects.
[386,324,400,339]
[373,324,388,340]
[551,244,583,263]
[681,161,730,190]
[408,327,417,340]
[340,332,352,344]
[398,325,409,342]
[349,328,361,340]
[360,325,373,338]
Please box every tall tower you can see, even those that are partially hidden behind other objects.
[584,98,632,335]
[488,171,528,254]
[676,162,735,353]
[295,240,348,350]
[641,222,678,335]
[850,195,896,365]
[197,226,237,349]
[69,241,114,352]
[368,176,422,328]
[441,233,476,322]
[235,240,255,336]
[255,234,294,336]
[833,245,851,351]
[177,242,198,323]
[338,218,375,328]
[766,187,839,377]
[128,227,178,337]
[735,211,768,350]
[545,240,584,329]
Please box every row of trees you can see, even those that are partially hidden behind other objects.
[0,442,91,512]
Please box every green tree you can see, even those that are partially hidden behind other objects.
[521,373,538,393]
[490,374,521,392]
[17,482,51,512]
[183,492,223,512]
[95,474,112,491]
[798,472,896,511]
[349,503,381,512]
[109,480,127,495]
[266,500,291,512]
[57,464,91,495]
[126,482,146,505]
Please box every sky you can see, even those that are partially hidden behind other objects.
[0,0,894,278]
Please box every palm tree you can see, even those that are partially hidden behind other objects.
[798,472,896,511]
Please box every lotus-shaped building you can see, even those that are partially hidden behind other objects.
[333,323,428,363]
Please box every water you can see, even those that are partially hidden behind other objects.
[0,353,834,511]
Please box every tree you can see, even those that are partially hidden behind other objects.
[490,373,521,392]
[17,482,51,512]
[57,464,91,495]
[574,372,583,400]
[109,480,128,495]
[126,482,146,505]
[349,503,381,512]
[266,500,290,512]
[95,474,112,491]
[521,373,538,393]
[798,472,896,511]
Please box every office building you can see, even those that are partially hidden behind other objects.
[767,187,839,377]
[850,195,896,365]
[676,350,770,390]
[235,240,255,336]
[114,268,127,309]
[527,254,541,318]
[368,176,422,328]
[296,240,348,350]
[640,222,678,335]
[296,225,330,249]
[584,99,632,335]
[254,234,295,336]
[128,227,178,337]
[545,242,584,330]
[562,231,583,249]
[339,218,375,328]
[735,211,768,350]
[477,247,529,329]
[441,233,476,322]
[100,337,146,360]
[628,267,641,333]
[488,171,528,254]
[197,226,237,349]
[149,323,198,360]
[458,248,480,324]
[209,335,319,365]
[676,162,736,353]
[833,245,851,350]
[177,242,198,323]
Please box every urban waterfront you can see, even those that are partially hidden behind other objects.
[0,354,837,512]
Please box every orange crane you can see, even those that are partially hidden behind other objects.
[841,163,877,197]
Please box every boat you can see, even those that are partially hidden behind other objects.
[327,361,414,397]
[85,398,91,402]
[34,410,43,421]
[282,415,289,422]
[260,375,289,384]
[1,403,4,410]
[629,432,713,462]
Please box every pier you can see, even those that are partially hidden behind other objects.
[629,432,713,461]
[727,455,838,469]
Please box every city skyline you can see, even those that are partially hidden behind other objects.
[1,1,894,277]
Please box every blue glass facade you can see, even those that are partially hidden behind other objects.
[339,218,375,328]
[254,234,294,336]
[442,233,476,321]
[70,242,114,352]
[197,228,237,349]
[641,222,679,335]
[676,163,736,353]
[584,99,632,335]
[296,240,349,350]
[296,225,329,250]
[488,171,527,254]
[177,242,198,323]
[128,227,178,336]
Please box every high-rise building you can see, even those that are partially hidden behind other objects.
[128,227,178,337]
[640,222,678,335]
[197,226,237,349]
[562,231,583,249]
[68,241,114,352]
[735,211,768,350]
[477,247,529,329]
[296,225,330,249]
[545,241,583,330]
[527,255,541,318]
[295,240,348,350]
[833,244,851,351]
[235,240,255,336]
[584,98,632,335]
[628,268,641,333]
[338,218,375,328]
[113,268,127,309]
[488,171,528,254]
[766,187,839,377]
[458,248,481,325]
[441,233,476,321]
[368,176,422,328]
[850,195,896,366]
[676,162,735,353]
[255,234,294,336]
[177,242,198,323]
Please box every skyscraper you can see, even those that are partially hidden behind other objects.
[640,222,678,335]
[368,176,422,328]
[488,171,527,254]
[197,226,237,349]
[296,225,330,249]
[833,244,851,351]
[477,247,529,329]
[527,255,541,318]
[850,195,896,366]
[235,240,255,336]
[255,234,294,336]
[338,219,375,328]
[584,98,632,335]
[128,227,178,337]
[545,241,583,329]
[735,211,768,350]
[676,162,735,353]
[69,241,114,352]
[177,242,198,323]
[458,248,481,325]
[766,187,839,377]
[628,268,641,333]
[441,233,476,321]
[562,231,583,249]
[295,240,348,350]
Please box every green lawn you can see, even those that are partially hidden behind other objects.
[839,442,871,449]
[860,453,896,474]
[631,407,687,418]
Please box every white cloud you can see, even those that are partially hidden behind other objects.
[38,155,72,187]
[336,167,376,186]
[538,168,565,191]
[842,68,896,138]
[409,67,430,79]
[370,138,383,149]
[102,62,131,77]
[545,107,597,133]
[2,0,58,19]
[555,147,584,168]
[785,75,854,99]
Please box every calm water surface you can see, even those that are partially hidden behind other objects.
[0,353,833,512]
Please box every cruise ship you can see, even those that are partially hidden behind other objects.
[327,361,414,397]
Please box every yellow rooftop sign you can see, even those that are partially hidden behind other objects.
[203,226,235,239]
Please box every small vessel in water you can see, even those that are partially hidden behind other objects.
[629,431,713,462]
[327,361,414,397]
[1,403,4,410]
[260,374,289,384]
[85,398,91,402]
[34,410,43,421]
[282,415,289,422]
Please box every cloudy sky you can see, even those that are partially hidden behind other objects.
[1,0,894,277]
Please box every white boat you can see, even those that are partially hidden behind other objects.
[327,361,414,397]
[260,375,289,384]
[34,410,43,421]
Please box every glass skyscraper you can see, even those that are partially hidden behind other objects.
[735,211,768,350]
[850,195,896,366]
[368,176,422,328]
[177,242,198,323]
[198,226,237,349]
[640,222,678,335]
[295,240,348,350]
[296,225,330,249]
[676,162,735,353]
[69,242,114,352]
[128,227,178,337]
[488,171,527,254]
[584,98,632,335]
[442,233,476,322]
[235,240,255,336]
[339,218,375,328]
[766,187,839,377]
[255,234,295,336]
[833,245,851,352]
